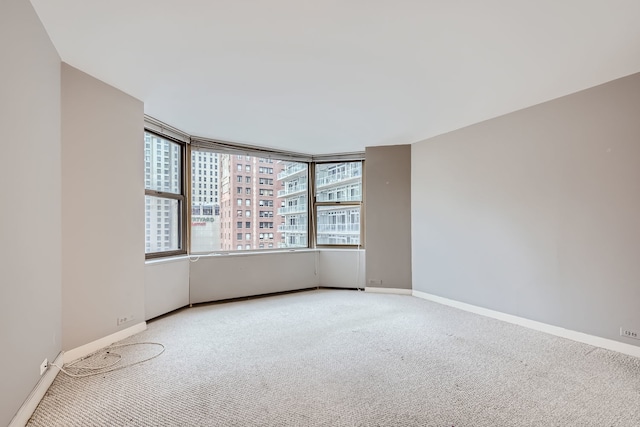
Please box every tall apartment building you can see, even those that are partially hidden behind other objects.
[314,162,362,245]
[144,132,182,254]
[277,162,309,248]
[219,154,285,250]
[190,150,220,252]
[277,161,362,247]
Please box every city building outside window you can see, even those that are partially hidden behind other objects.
[189,151,309,253]
[314,161,363,246]
[190,149,221,253]
[144,131,185,257]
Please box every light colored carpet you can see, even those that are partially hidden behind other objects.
[28,289,640,426]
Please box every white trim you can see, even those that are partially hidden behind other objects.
[365,287,412,295]
[145,255,191,265]
[63,322,147,364]
[412,290,640,359]
[9,352,63,427]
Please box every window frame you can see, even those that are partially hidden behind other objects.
[145,119,366,256]
[144,130,188,259]
[312,160,365,249]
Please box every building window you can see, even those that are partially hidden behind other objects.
[314,161,363,247]
[144,131,185,258]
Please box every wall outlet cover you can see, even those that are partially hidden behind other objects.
[620,327,639,340]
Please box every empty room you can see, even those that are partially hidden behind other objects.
[2,0,640,426]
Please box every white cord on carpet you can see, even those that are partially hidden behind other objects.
[51,342,166,378]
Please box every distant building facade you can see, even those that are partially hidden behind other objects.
[144,132,182,254]
[314,162,362,245]
[190,149,220,252]
[219,155,285,250]
[276,162,309,248]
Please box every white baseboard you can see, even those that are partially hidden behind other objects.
[412,290,640,359]
[9,351,64,427]
[365,287,413,295]
[63,322,147,364]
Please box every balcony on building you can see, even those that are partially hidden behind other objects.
[277,224,307,233]
[277,182,307,197]
[316,223,360,234]
[277,163,307,180]
[277,203,307,215]
[315,163,362,189]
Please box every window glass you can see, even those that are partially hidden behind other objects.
[190,148,221,253]
[316,206,361,245]
[145,131,184,256]
[314,161,363,246]
[315,162,362,202]
[145,196,180,252]
[191,153,308,252]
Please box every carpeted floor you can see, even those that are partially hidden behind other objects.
[28,289,640,426]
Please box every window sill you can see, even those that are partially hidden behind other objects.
[145,255,192,265]
[145,248,365,265]
[189,248,317,259]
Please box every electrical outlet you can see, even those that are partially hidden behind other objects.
[620,327,639,340]
[117,314,135,326]
[40,358,48,376]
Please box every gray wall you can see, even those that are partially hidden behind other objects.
[365,145,412,289]
[0,0,62,425]
[318,249,365,289]
[412,72,640,346]
[190,251,319,303]
[61,64,145,350]
[145,258,190,321]
[146,249,366,321]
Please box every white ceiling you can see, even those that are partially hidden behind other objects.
[31,0,640,155]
